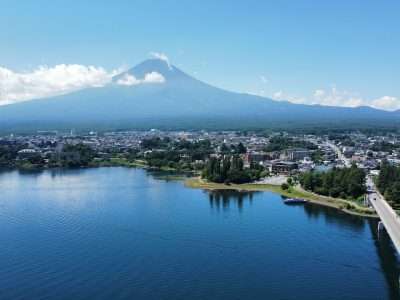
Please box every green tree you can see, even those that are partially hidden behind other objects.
[281,183,289,190]
[299,165,366,200]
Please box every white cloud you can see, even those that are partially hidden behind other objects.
[370,96,400,111]
[272,90,306,104]
[0,64,167,105]
[0,64,121,105]
[150,52,172,69]
[273,91,283,99]
[311,87,400,110]
[270,86,399,111]
[116,72,165,86]
[247,90,266,97]
[311,86,364,107]
[116,74,140,86]
[143,71,165,83]
[313,89,325,97]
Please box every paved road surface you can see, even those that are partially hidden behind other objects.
[367,176,400,253]
[325,141,351,167]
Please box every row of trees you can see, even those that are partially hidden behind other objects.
[0,144,21,168]
[299,164,366,200]
[202,155,264,184]
[50,144,95,168]
[130,138,215,171]
[311,149,324,163]
[219,142,247,154]
[4,143,96,170]
[376,160,400,207]
[264,136,317,152]
[371,142,399,153]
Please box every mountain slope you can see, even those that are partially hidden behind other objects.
[0,59,398,132]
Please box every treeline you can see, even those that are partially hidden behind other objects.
[280,126,400,136]
[141,137,212,152]
[50,144,95,168]
[0,143,96,170]
[202,155,264,184]
[371,142,399,153]
[311,149,324,163]
[131,137,214,171]
[264,136,317,152]
[0,144,22,168]
[131,138,248,172]
[376,160,400,207]
[141,150,195,170]
[299,164,366,200]
[219,142,246,154]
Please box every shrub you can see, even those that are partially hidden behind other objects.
[281,183,289,190]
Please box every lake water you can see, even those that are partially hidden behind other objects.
[0,167,399,300]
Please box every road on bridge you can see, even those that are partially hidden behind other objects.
[367,176,400,253]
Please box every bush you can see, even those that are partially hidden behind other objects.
[281,183,289,190]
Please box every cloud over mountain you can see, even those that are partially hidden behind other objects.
[0,59,398,111]
[271,86,400,111]
[0,64,166,105]
[0,64,120,105]
[149,52,171,69]
[0,58,398,132]
[116,72,165,86]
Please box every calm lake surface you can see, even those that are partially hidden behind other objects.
[0,167,399,300]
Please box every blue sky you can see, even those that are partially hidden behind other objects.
[1,0,399,109]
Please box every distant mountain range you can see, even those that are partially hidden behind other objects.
[0,59,398,133]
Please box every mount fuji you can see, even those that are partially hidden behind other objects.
[0,58,398,132]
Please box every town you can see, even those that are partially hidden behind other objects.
[1,129,400,211]
[1,129,399,173]
[0,129,400,203]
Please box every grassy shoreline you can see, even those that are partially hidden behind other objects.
[185,177,377,218]
[10,158,377,218]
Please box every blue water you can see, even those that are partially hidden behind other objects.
[0,167,398,300]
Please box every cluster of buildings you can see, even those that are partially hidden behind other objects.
[333,134,400,172]
[1,130,399,176]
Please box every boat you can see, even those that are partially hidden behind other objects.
[283,198,308,204]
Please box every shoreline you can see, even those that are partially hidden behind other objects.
[4,162,378,219]
[6,157,197,174]
[184,177,378,218]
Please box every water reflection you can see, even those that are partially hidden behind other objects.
[16,168,44,176]
[368,220,400,300]
[147,170,191,182]
[302,202,400,299]
[0,167,399,299]
[48,168,86,177]
[11,167,94,180]
[303,202,366,233]
[206,190,259,212]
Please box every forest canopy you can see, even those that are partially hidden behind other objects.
[299,164,366,200]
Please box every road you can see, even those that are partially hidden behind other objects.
[311,140,400,252]
[367,176,400,253]
[325,141,351,167]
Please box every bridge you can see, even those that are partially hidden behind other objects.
[324,140,400,253]
[314,140,400,252]
[366,176,400,254]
